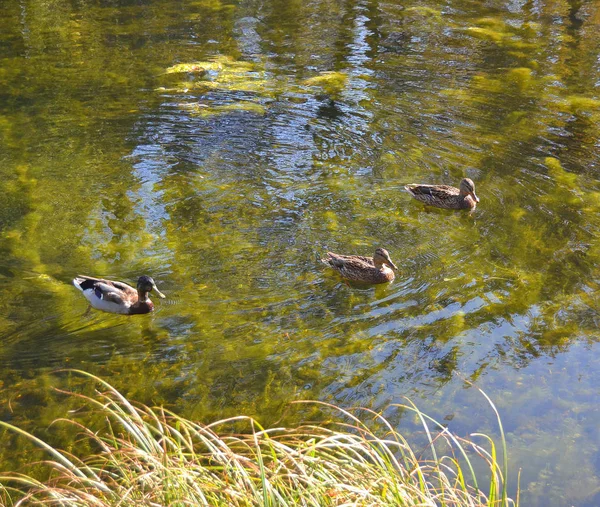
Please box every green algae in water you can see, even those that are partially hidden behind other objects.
[302,71,349,97]
[1,0,600,506]
[161,56,272,96]
[179,101,267,117]
[544,157,578,188]
[466,26,507,43]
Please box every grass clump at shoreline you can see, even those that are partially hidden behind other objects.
[0,370,517,506]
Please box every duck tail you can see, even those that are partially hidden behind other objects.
[73,276,95,291]
[320,252,336,266]
[323,253,345,268]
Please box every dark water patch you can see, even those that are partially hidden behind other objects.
[1,0,600,505]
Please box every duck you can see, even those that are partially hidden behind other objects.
[322,248,398,284]
[72,275,165,315]
[404,178,479,210]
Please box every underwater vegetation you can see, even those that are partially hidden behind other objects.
[1,0,600,505]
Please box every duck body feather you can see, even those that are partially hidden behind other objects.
[73,276,154,315]
[322,252,395,284]
[404,183,477,210]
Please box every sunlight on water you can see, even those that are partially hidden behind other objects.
[1,0,600,505]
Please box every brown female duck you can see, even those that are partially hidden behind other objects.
[405,178,479,210]
[73,275,165,315]
[322,248,398,284]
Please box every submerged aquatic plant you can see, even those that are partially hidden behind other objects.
[0,370,517,506]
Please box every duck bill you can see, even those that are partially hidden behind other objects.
[471,191,480,203]
[152,284,166,298]
[386,260,399,271]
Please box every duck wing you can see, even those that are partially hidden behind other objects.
[405,184,459,198]
[404,184,464,208]
[324,253,374,269]
[74,276,137,296]
[109,280,138,296]
[92,282,127,305]
[323,252,374,268]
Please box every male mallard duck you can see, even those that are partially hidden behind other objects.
[322,248,398,284]
[73,275,165,315]
[404,178,479,210]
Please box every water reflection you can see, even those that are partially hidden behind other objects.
[1,0,600,505]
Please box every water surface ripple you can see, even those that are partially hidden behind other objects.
[1,0,600,505]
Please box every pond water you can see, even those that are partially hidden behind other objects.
[1,0,600,504]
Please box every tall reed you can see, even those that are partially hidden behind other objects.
[0,370,517,506]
